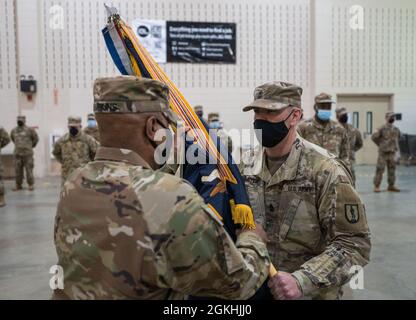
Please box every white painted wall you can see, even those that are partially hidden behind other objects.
[0,0,415,176]
[314,0,416,134]
[0,0,18,155]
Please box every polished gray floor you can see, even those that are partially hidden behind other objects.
[0,165,415,300]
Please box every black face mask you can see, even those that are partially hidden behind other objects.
[388,118,395,124]
[339,114,348,124]
[254,111,293,148]
[69,127,79,136]
[17,121,24,127]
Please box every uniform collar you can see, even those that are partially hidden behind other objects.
[312,116,336,131]
[69,132,82,140]
[246,135,303,186]
[340,122,352,131]
[94,147,151,168]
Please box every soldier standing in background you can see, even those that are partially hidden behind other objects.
[53,76,270,300]
[335,107,363,185]
[10,116,39,191]
[52,116,98,186]
[208,112,233,153]
[298,93,350,167]
[372,112,401,193]
[240,82,371,300]
[194,105,208,123]
[83,113,100,142]
[0,127,11,207]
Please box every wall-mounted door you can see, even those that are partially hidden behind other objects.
[336,94,393,165]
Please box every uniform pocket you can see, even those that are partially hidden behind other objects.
[279,197,322,251]
[279,198,302,240]
[245,177,266,227]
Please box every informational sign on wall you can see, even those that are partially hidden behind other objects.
[166,21,236,64]
[131,19,237,64]
[131,19,167,64]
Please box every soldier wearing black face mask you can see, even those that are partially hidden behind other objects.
[52,116,98,187]
[10,115,39,191]
[371,112,401,192]
[194,105,207,123]
[335,107,363,186]
[239,81,370,300]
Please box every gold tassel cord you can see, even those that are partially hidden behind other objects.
[229,199,256,229]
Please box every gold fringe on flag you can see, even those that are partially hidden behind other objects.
[230,199,256,229]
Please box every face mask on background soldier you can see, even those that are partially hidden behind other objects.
[254,110,294,148]
[209,121,221,129]
[316,109,332,121]
[388,117,395,124]
[17,121,24,127]
[69,127,79,137]
[87,119,97,128]
[339,114,348,124]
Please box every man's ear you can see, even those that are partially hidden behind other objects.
[290,109,302,125]
[145,116,158,142]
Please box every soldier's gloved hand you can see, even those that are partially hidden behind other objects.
[239,224,268,243]
[268,271,303,300]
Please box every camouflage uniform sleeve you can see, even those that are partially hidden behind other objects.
[396,127,401,151]
[10,128,15,143]
[354,129,363,152]
[87,136,98,161]
[371,127,381,146]
[52,138,63,163]
[297,123,305,138]
[151,181,270,299]
[292,162,371,297]
[0,128,11,148]
[31,128,39,148]
[339,130,351,167]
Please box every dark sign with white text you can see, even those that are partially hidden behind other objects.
[166,21,236,64]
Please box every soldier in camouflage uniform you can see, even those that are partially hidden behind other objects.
[240,82,371,300]
[372,112,401,193]
[335,107,363,185]
[83,113,100,142]
[10,115,39,191]
[298,93,350,168]
[0,126,11,207]
[52,76,270,300]
[52,116,98,186]
[194,105,207,123]
[208,112,233,154]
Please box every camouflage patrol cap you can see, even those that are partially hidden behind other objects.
[315,92,335,104]
[243,81,302,112]
[68,116,82,126]
[194,105,203,112]
[385,112,395,118]
[93,76,178,123]
[17,115,26,121]
[208,112,220,122]
[335,106,348,115]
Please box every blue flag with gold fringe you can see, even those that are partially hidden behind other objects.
[102,5,255,232]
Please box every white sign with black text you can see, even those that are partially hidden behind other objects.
[131,19,167,64]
